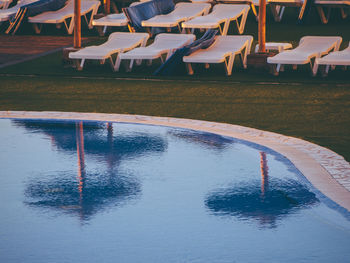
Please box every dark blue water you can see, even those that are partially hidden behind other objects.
[0,119,349,263]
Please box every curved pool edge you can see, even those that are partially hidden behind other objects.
[1,110,350,212]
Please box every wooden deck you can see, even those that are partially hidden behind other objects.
[0,35,95,68]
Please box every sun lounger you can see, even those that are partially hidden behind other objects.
[315,42,350,76]
[141,2,211,33]
[118,33,196,72]
[122,0,175,35]
[267,36,342,76]
[28,0,100,34]
[92,13,128,35]
[183,35,253,75]
[0,0,38,22]
[68,32,150,71]
[91,2,142,36]
[0,0,13,9]
[181,4,250,35]
[314,0,350,24]
[5,0,68,34]
[268,0,307,22]
[213,0,260,18]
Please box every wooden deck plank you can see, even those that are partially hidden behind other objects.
[0,35,97,67]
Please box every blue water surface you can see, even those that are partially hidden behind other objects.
[0,119,349,263]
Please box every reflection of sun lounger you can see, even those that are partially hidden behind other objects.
[183,35,253,75]
[181,4,250,35]
[315,42,350,76]
[267,36,342,76]
[68,32,150,71]
[141,2,211,32]
[314,0,350,24]
[28,0,100,34]
[119,33,195,71]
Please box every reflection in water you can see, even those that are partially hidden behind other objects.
[13,120,167,163]
[168,129,233,150]
[205,152,319,228]
[19,120,167,222]
[24,170,140,222]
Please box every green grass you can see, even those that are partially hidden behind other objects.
[0,7,349,161]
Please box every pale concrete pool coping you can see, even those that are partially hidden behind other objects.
[1,110,350,212]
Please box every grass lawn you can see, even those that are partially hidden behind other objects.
[0,6,349,161]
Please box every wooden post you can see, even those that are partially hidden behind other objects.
[105,0,111,14]
[258,0,266,53]
[74,0,81,49]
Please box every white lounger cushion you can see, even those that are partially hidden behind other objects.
[141,2,211,28]
[28,0,100,34]
[267,36,342,75]
[181,4,250,35]
[92,13,128,27]
[183,35,253,75]
[316,43,350,66]
[119,33,195,71]
[120,33,195,60]
[69,32,150,71]
[314,43,350,75]
[91,1,142,33]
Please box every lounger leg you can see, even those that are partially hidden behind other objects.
[225,55,234,76]
[270,65,279,76]
[108,57,115,70]
[270,5,285,22]
[312,63,319,77]
[186,63,194,75]
[340,8,347,19]
[238,53,244,68]
[66,18,74,35]
[73,59,84,71]
[316,6,330,24]
[275,64,281,75]
[87,6,99,29]
[32,23,42,34]
[297,0,308,21]
[79,59,85,70]
[222,20,230,36]
[250,4,258,18]
[241,44,250,69]
[83,14,89,28]
[237,9,249,35]
[126,60,134,72]
[114,55,121,72]
[136,59,142,66]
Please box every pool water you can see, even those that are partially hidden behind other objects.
[0,119,349,263]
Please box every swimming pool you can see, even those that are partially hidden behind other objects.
[0,118,349,263]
